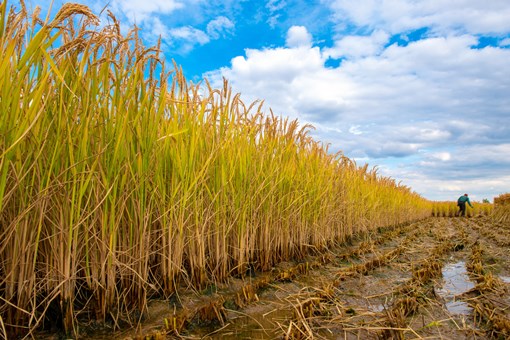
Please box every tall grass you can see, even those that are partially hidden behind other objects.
[0,2,431,337]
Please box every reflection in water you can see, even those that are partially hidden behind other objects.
[436,261,474,315]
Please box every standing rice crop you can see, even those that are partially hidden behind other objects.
[493,193,510,223]
[0,2,431,337]
[431,200,493,217]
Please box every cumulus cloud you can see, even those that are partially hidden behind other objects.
[324,30,389,59]
[167,26,210,53]
[218,43,324,84]
[286,26,313,48]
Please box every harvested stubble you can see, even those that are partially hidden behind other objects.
[0,1,432,337]
[466,216,510,248]
[282,219,447,339]
[464,240,510,338]
[335,228,417,280]
[284,297,326,339]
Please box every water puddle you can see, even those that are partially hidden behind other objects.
[436,261,474,315]
[189,304,292,339]
[368,304,385,313]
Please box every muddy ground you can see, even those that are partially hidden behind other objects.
[38,216,510,339]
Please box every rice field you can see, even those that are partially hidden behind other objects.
[0,3,508,339]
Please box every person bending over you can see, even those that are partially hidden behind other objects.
[457,193,473,217]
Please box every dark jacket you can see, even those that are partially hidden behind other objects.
[457,195,473,208]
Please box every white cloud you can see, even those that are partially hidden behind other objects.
[221,44,324,84]
[266,0,287,27]
[326,0,510,35]
[501,38,510,47]
[163,16,235,54]
[167,26,210,53]
[266,0,286,12]
[207,16,235,39]
[348,125,362,135]
[150,14,238,54]
[324,30,389,59]
[286,26,313,48]
[368,142,421,158]
[170,27,209,43]
[148,17,169,39]
[454,144,510,165]
[415,128,451,142]
[210,30,510,128]
[430,152,451,162]
[110,0,184,22]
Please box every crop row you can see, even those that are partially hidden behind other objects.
[464,240,510,338]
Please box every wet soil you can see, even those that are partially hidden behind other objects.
[36,216,510,339]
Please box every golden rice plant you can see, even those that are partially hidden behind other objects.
[0,2,432,337]
[493,193,510,223]
[473,201,493,216]
[431,200,493,217]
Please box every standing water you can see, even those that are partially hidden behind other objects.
[436,261,474,315]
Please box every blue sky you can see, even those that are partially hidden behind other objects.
[25,0,510,202]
